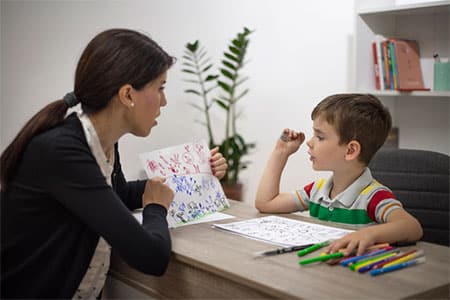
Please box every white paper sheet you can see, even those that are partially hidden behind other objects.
[213,215,354,247]
[139,140,230,228]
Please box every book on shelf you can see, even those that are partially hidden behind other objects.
[388,41,399,90]
[374,34,386,90]
[371,37,427,91]
[386,41,395,90]
[393,39,425,90]
[371,42,381,90]
[381,40,391,90]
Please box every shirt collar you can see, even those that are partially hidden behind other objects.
[77,112,114,186]
[324,168,373,207]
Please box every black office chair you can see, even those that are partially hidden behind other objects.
[369,148,450,246]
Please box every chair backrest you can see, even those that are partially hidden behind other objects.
[369,148,449,246]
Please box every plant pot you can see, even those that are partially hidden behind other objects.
[221,182,243,201]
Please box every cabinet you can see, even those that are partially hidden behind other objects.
[354,0,450,155]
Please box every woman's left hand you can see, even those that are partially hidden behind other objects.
[210,147,227,180]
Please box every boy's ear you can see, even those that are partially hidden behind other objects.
[117,84,135,109]
[345,140,361,161]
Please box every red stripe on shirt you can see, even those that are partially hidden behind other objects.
[367,190,396,222]
[303,182,314,198]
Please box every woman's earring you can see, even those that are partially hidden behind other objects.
[130,102,135,107]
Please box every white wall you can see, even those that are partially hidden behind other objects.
[0,0,355,204]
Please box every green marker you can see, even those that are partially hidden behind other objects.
[299,252,344,265]
[297,240,330,257]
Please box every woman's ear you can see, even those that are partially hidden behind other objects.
[345,140,361,161]
[117,84,135,108]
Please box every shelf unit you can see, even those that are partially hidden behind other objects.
[354,0,450,155]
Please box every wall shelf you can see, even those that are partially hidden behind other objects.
[357,1,450,16]
[354,0,450,155]
[359,90,450,97]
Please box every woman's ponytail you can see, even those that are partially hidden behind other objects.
[0,99,69,190]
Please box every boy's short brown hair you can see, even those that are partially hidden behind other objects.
[311,94,392,165]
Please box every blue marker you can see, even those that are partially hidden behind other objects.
[370,256,426,276]
[340,247,392,267]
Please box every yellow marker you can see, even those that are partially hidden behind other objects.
[353,252,399,271]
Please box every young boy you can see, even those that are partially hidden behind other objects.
[255,94,423,256]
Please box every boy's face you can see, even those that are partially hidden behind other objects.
[306,115,349,171]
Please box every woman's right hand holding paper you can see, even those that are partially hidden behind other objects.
[142,177,174,210]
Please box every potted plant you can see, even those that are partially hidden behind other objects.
[182,27,255,200]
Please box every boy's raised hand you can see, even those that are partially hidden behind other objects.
[276,128,305,155]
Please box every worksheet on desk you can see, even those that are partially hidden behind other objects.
[213,215,353,247]
[139,139,230,228]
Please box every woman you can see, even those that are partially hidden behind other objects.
[0,28,227,298]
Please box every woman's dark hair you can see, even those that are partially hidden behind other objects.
[0,28,175,190]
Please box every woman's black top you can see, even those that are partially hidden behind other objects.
[1,113,171,298]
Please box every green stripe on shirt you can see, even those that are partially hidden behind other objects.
[309,202,373,225]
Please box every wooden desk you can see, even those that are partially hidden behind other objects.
[109,200,450,299]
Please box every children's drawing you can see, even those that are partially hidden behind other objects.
[139,140,230,227]
[213,216,353,247]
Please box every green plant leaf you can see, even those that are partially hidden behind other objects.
[183,79,201,84]
[182,62,196,68]
[184,89,201,95]
[205,85,217,94]
[235,77,249,87]
[221,60,236,70]
[205,75,219,81]
[228,46,241,56]
[199,57,211,66]
[196,51,205,61]
[235,89,249,101]
[232,39,242,49]
[189,103,204,111]
[215,99,229,111]
[186,40,199,52]
[217,81,231,92]
[202,64,213,72]
[220,69,235,80]
[217,95,231,102]
[181,69,196,74]
[224,53,239,63]
[182,55,194,62]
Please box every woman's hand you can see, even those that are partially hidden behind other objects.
[142,177,174,210]
[210,147,227,180]
[276,128,305,155]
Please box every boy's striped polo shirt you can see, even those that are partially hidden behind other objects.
[291,168,402,226]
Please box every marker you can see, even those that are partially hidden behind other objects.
[383,249,424,268]
[371,250,417,270]
[357,255,400,273]
[254,244,314,257]
[352,251,399,272]
[299,252,344,265]
[297,240,330,257]
[340,247,393,267]
[370,257,426,276]
[366,243,390,250]
[349,248,397,270]
[391,241,417,247]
